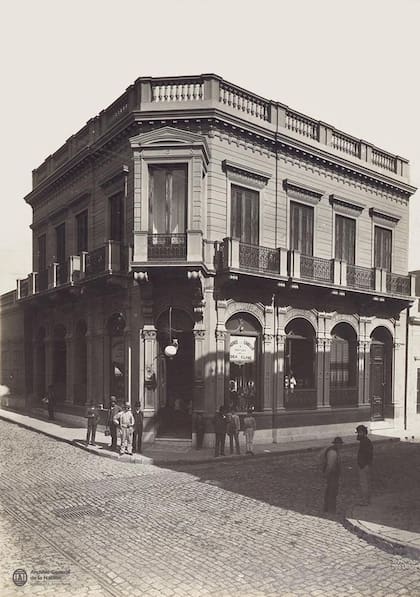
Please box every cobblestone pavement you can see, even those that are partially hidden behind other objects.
[1,420,420,596]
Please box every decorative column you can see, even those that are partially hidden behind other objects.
[215,330,226,409]
[357,339,371,406]
[262,333,274,411]
[193,329,206,412]
[65,331,74,403]
[124,326,132,405]
[316,338,326,408]
[323,337,331,408]
[142,326,157,412]
[275,333,286,410]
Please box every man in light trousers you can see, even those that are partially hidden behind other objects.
[114,402,135,455]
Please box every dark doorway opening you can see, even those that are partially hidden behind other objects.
[156,309,194,438]
[370,327,393,420]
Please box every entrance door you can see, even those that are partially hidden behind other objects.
[156,309,194,438]
[370,342,385,420]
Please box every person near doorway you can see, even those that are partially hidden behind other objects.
[133,402,144,454]
[47,385,56,420]
[226,408,241,455]
[107,396,121,451]
[356,424,373,505]
[322,436,343,514]
[193,412,205,450]
[213,406,227,457]
[243,408,256,455]
[86,403,100,446]
[114,402,135,456]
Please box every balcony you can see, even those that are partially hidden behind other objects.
[16,241,124,300]
[132,231,209,270]
[216,241,414,299]
[219,238,288,278]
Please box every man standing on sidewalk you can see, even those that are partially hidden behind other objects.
[213,406,227,457]
[86,403,100,446]
[107,396,121,451]
[114,402,135,456]
[356,424,373,505]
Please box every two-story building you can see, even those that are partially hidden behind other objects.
[4,74,417,444]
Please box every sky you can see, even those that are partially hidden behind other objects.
[0,0,419,294]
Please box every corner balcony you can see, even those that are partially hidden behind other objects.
[216,240,414,299]
[16,241,124,300]
[132,231,213,272]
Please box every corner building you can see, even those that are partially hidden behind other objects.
[13,74,417,445]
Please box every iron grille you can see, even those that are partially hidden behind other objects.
[386,273,411,296]
[239,243,279,273]
[148,234,187,260]
[85,246,106,276]
[300,255,333,282]
[347,264,375,290]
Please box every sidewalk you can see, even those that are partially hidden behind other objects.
[1,406,419,562]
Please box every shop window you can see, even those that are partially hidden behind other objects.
[285,318,315,389]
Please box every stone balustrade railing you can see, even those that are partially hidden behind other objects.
[31,74,409,187]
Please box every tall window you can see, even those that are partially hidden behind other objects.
[335,215,355,264]
[149,164,187,234]
[38,234,46,272]
[231,185,259,245]
[290,201,314,256]
[109,193,124,242]
[55,224,65,265]
[76,210,88,253]
[374,226,392,271]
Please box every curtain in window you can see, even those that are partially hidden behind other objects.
[335,215,355,264]
[149,165,187,234]
[290,201,313,256]
[330,337,350,386]
[374,226,392,271]
[231,185,259,245]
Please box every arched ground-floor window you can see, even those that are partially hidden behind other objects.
[330,323,358,407]
[226,313,262,412]
[284,318,316,409]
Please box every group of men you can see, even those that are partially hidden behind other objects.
[85,397,144,456]
[213,406,257,457]
[323,424,374,514]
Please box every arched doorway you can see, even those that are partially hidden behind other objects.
[226,313,262,412]
[108,313,126,403]
[53,325,66,403]
[330,323,358,407]
[284,318,316,409]
[370,326,393,420]
[74,320,87,405]
[156,308,194,438]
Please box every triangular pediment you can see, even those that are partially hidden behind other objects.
[130,126,207,148]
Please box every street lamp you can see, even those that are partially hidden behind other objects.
[164,306,178,359]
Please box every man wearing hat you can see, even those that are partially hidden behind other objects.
[356,424,373,505]
[323,436,343,514]
[114,402,135,456]
[107,396,121,451]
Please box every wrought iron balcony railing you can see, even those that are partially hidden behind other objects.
[300,255,334,283]
[386,272,411,296]
[147,234,187,260]
[346,264,375,291]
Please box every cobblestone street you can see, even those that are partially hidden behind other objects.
[1,420,420,596]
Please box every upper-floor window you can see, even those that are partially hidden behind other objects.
[374,226,392,271]
[149,164,187,234]
[335,214,355,264]
[231,185,259,245]
[109,193,124,242]
[38,234,46,272]
[55,224,65,265]
[290,201,313,256]
[76,210,88,253]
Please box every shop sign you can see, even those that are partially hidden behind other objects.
[230,336,255,364]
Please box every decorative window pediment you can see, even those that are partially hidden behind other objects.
[222,159,271,189]
[283,179,324,205]
[369,207,400,227]
[330,194,365,217]
[129,126,210,165]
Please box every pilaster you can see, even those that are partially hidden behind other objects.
[193,329,206,411]
[65,332,74,403]
[142,326,158,411]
